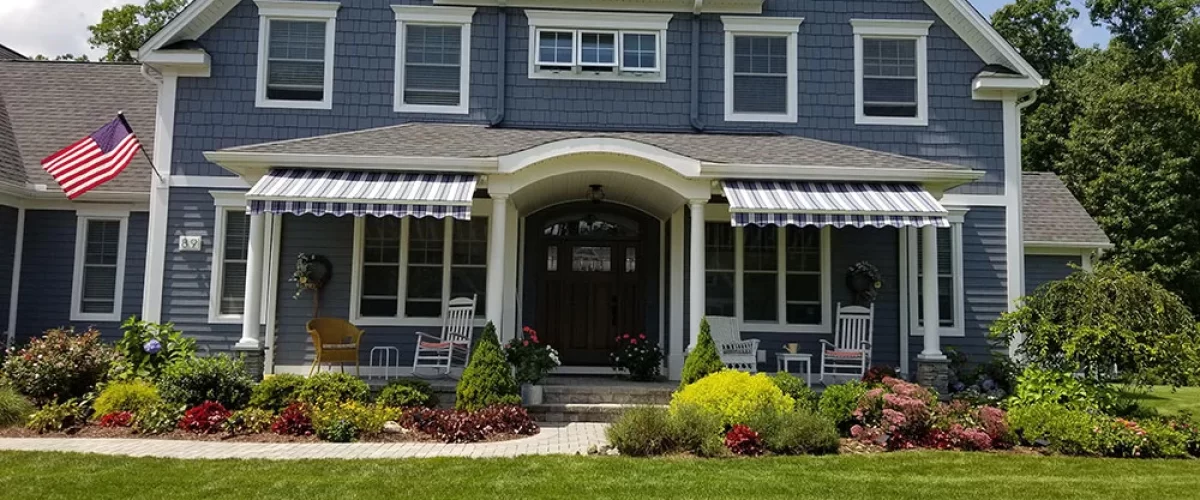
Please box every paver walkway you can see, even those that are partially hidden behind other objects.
[0,423,609,460]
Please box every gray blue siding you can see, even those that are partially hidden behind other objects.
[1025,254,1080,295]
[926,207,1008,361]
[13,210,148,342]
[0,206,17,335]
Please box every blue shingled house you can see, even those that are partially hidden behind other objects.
[1,0,1114,386]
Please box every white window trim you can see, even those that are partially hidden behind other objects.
[393,5,475,115]
[254,0,340,110]
[207,192,269,324]
[349,201,490,327]
[70,211,129,323]
[906,209,966,337]
[721,16,803,123]
[577,30,619,67]
[852,19,931,127]
[534,29,577,67]
[525,10,671,83]
[704,205,831,333]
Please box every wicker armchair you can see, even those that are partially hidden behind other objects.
[306,318,365,376]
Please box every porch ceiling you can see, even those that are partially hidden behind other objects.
[512,169,686,220]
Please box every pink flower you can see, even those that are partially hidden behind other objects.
[623,333,630,339]
[522,340,529,346]
[639,333,646,339]
[630,338,638,345]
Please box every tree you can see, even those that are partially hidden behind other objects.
[455,322,520,411]
[1086,0,1200,58]
[32,54,91,62]
[992,265,1200,386]
[87,0,187,62]
[679,318,725,388]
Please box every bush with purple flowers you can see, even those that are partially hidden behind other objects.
[112,316,196,381]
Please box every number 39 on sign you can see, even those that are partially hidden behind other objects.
[178,235,203,252]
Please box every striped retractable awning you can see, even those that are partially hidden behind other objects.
[722,180,949,228]
[247,169,477,219]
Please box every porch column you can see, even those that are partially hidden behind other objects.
[486,195,508,336]
[688,199,707,349]
[917,224,948,393]
[235,212,267,379]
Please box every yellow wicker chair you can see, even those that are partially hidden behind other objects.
[306,318,365,376]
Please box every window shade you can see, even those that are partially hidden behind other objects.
[732,36,788,114]
[266,20,326,101]
[220,212,251,315]
[404,24,462,106]
[81,220,120,314]
[862,38,918,117]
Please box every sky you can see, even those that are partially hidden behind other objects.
[0,0,1110,60]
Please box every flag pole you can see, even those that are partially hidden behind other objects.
[116,111,166,182]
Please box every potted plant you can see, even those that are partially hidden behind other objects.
[846,261,883,306]
[611,333,663,381]
[503,326,560,405]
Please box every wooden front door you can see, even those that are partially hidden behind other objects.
[535,213,646,366]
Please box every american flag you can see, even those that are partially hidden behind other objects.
[40,115,143,200]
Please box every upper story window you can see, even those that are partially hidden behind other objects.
[525,10,672,83]
[851,19,932,126]
[254,0,340,110]
[721,16,804,123]
[393,6,475,115]
[71,211,129,322]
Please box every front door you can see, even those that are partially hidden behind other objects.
[536,212,646,366]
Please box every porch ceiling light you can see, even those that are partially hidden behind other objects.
[588,184,606,204]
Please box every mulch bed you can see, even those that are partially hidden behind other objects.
[0,425,533,444]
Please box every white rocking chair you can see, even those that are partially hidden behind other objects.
[412,295,477,375]
[706,316,760,373]
[819,303,874,384]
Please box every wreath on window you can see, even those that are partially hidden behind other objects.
[291,253,333,300]
[846,261,883,305]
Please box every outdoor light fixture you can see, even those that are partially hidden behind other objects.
[588,184,606,203]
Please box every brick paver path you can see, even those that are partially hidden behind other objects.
[0,423,609,460]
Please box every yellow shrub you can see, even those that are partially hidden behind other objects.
[670,371,794,427]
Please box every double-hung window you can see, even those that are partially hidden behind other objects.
[71,213,128,322]
[906,216,965,337]
[352,216,488,324]
[704,221,831,332]
[721,16,803,123]
[526,10,670,82]
[852,19,931,126]
[254,0,340,109]
[208,192,273,323]
[394,6,475,114]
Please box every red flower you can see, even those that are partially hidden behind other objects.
[630,338,638,345]
[523,326,532,333]
[638,333,646,340]
[623,333,630,339]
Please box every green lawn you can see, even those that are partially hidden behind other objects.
[1,451,1198,499]
[1120,386,1200,416]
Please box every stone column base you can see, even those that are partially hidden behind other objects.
[916,357,950,397]
[234,346,266,381]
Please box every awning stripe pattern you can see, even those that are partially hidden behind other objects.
[722,180,949,228]
[246,169,477,219]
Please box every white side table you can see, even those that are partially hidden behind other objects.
[776,352,812,387]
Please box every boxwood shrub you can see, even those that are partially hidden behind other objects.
[156,355,253,410]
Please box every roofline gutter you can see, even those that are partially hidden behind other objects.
[1025,240,1114,250]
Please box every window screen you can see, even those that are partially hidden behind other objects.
[404,24,463,106]
[732,35,789,114]
[862,38,918,117]
[266,20,327,101]
[220,211,251,315]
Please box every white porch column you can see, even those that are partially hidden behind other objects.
[485,195,508,334]
[688,199,707,349]
[236,212,267,350]
[919,224,944,360]
[668,207,686,379]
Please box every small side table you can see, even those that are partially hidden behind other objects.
[369,346,401,380]
[776,352,812,387]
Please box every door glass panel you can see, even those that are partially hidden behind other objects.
[572,246,612,272]
[625,247,636,272]
[547,245,558,271]
[544,214,639,239]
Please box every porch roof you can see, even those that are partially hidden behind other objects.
[209,123,974,173]
[722,180,950,228]
[246,168,477,219]
[1022,172,1111,249]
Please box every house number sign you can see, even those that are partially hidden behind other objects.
[178,235,203,252]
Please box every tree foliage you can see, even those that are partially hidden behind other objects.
[88,0,187,62]
[679,318,725,388]
[1086,0,1200,57]
[991,265,1200,386]
[455,322,520,411]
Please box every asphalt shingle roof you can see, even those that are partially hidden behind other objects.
[221,123,972,171]
[0,60,156,195]
[1023,172,1111,247]
[0,44,25,61]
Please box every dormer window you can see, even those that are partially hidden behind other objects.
[526,10,671,83]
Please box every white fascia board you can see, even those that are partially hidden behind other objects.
[720,15,804,33]
[922,0,1045,84]
[700,163,983,183]
[254,0,339,18]
[203,151,499,176]
[434,0,762,14]
[139,50,212,77]
[525,9,672,30]
[137,0,237,59]
[393,5,477,23]
[1025,241,1114,252]
[850,19,933,36]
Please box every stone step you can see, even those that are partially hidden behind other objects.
[541,385,674,405]
[527,403,662,423]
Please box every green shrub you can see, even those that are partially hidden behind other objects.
[2,328,116,404]
[746,408,840,455]
[297,372,370,407]
[93,380,162,417]
[818,380,868,432]
[377,378,438,408]
[249,374,306,412]
[455,322,520,411]
[26,400,84,433]
[606,406,676,457]
[667,403,725,456]
[0,385,34,428]
[771,372,818,412]
[671,371,794,427]
[679,318,725,388]
[311,401,401,442]
[133,403,184,435]
[224,408,276,434]
[111,317,196,381]
[1007,403,1104,456]
[1008,367,1107,412]
[156,355,253,410]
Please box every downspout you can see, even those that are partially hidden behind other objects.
[689,9,705,132]
[1017,90,1038,111]
[488,6,508,127]
[5,207,24,347]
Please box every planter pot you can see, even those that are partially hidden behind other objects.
[521,384,544,406]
